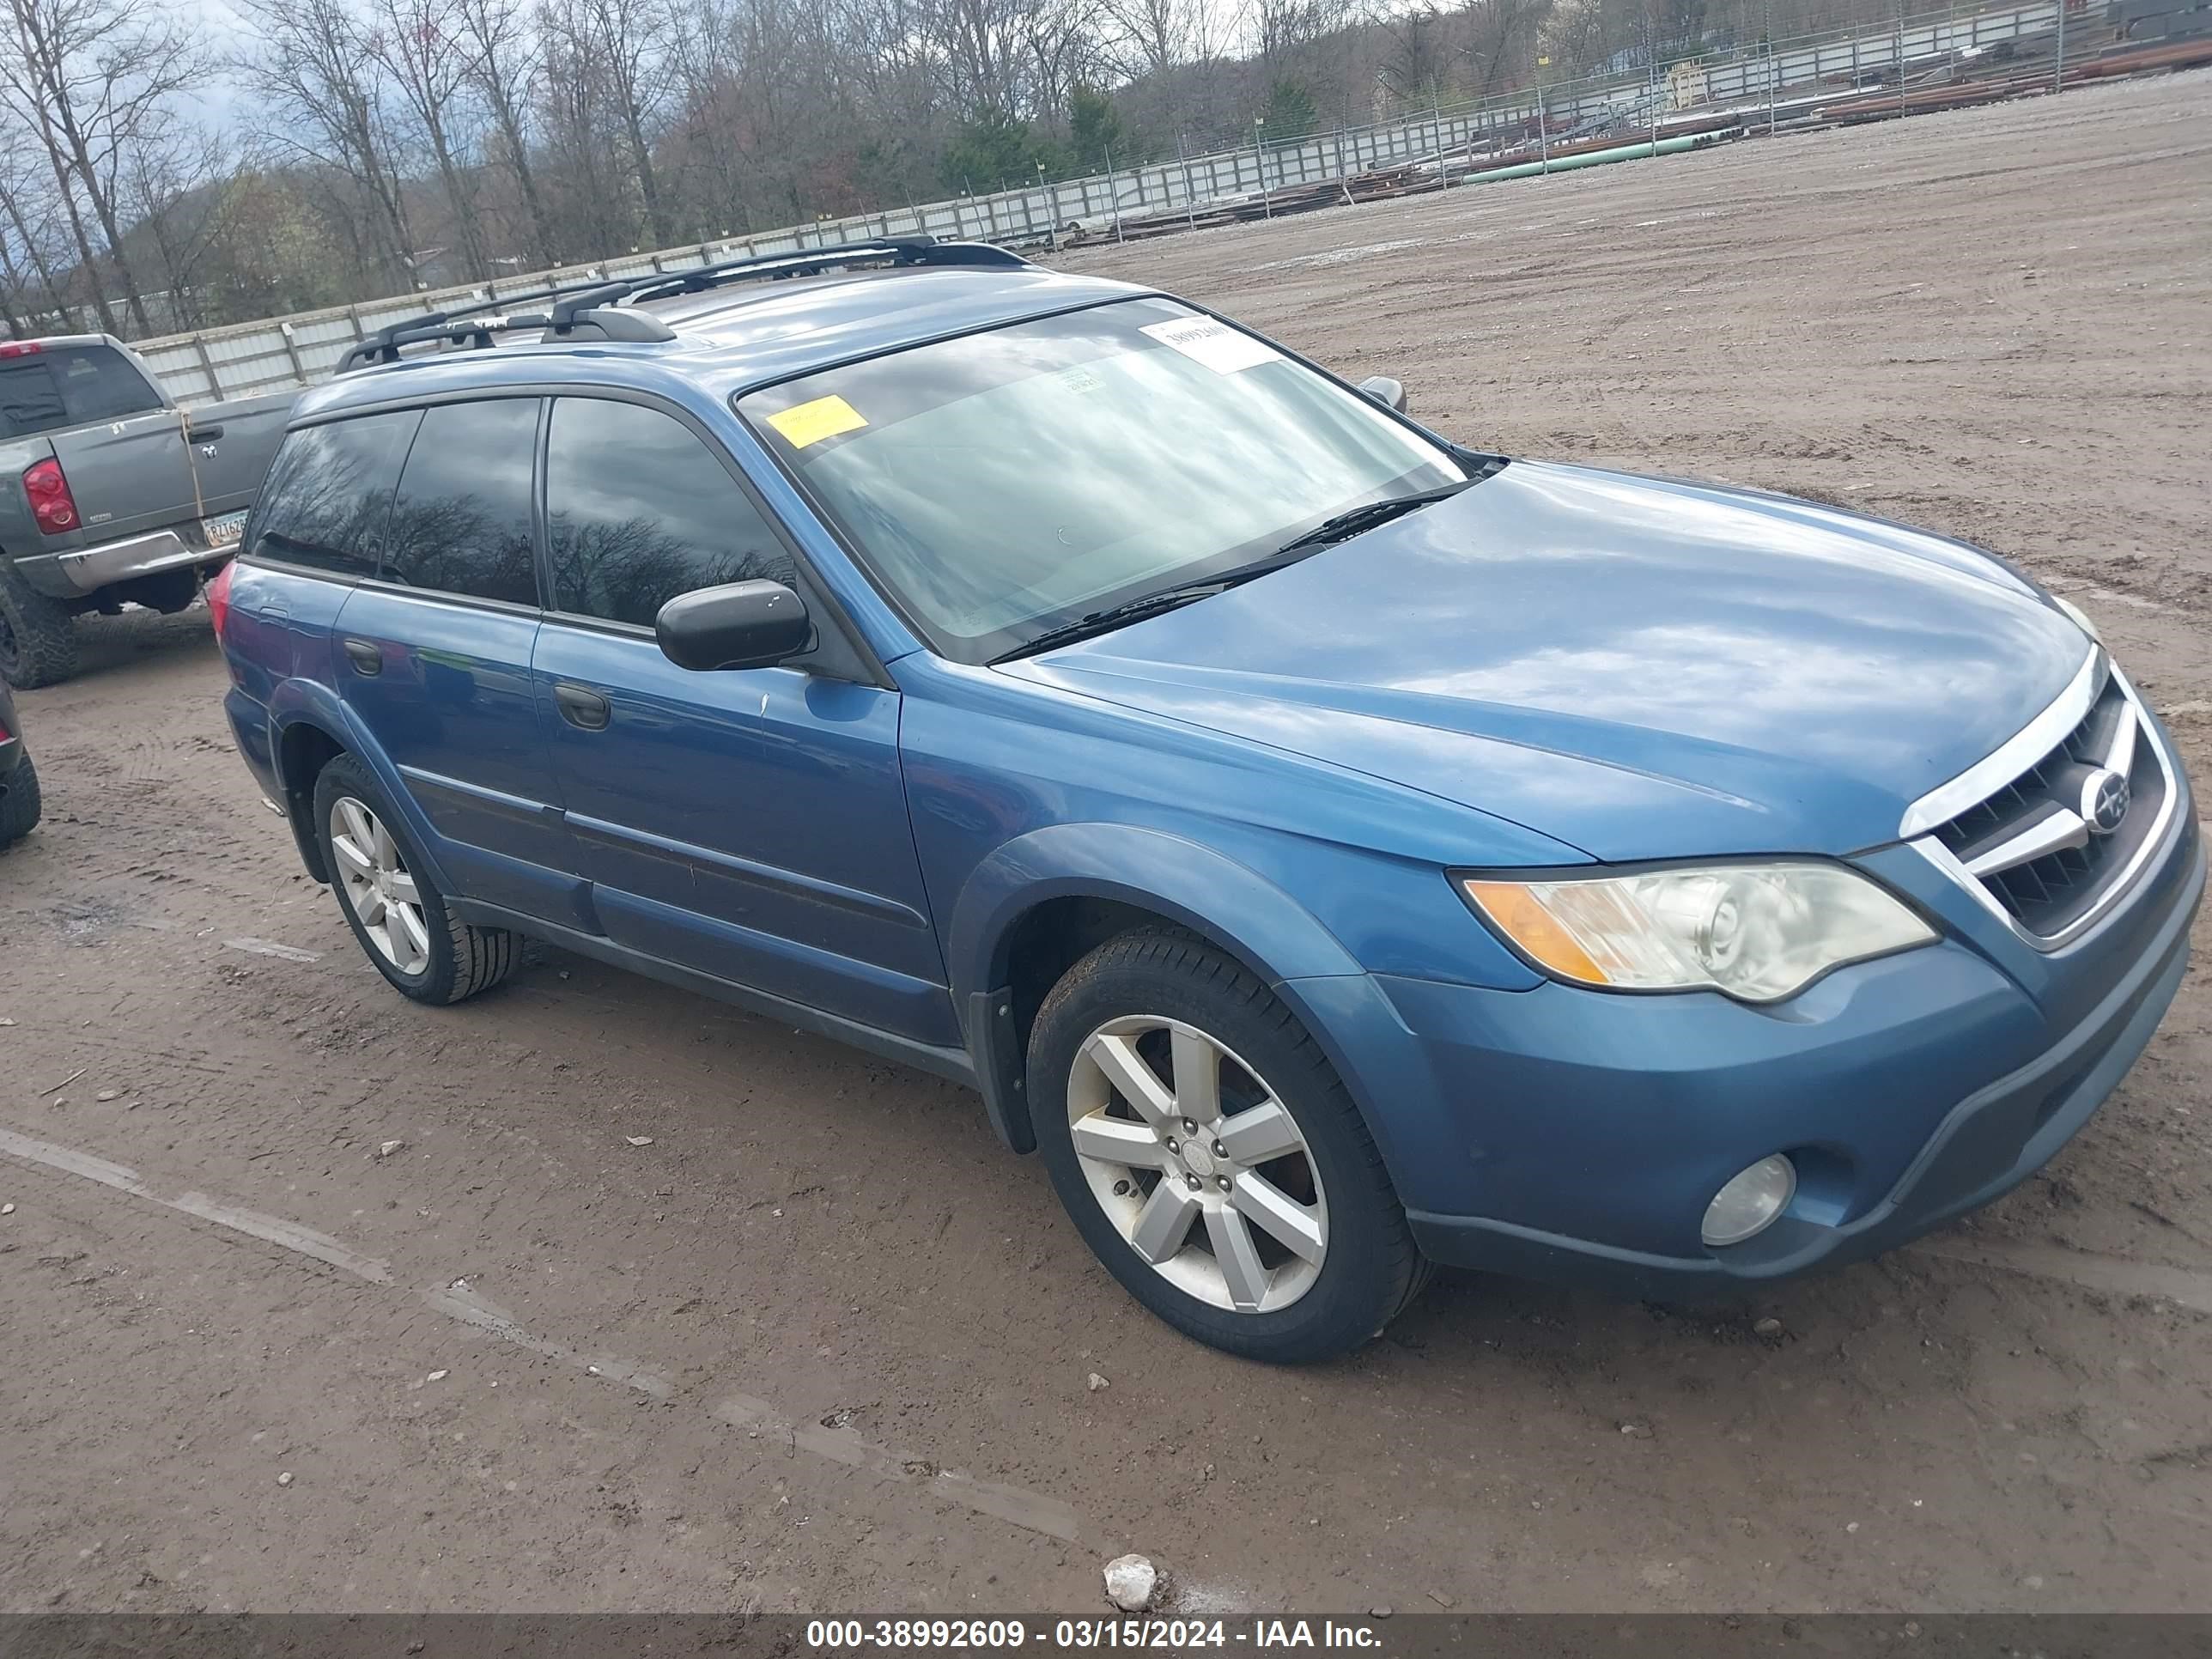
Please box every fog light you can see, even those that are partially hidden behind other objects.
[1702,1154,1797,1246]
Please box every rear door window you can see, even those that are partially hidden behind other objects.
[544,397,793,627]
[382,398,542,607]
[249,410,422,578]
[0,344,163,437]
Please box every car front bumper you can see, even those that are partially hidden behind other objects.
[1323,812,2203,1299]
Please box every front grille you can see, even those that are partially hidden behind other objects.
[1928,672,2167,939]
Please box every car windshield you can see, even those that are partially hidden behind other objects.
[737,297,1468,663]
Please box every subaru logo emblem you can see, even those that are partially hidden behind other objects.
[2081,768,2131,836]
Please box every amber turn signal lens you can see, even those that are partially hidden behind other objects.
[1461,880,1609,986]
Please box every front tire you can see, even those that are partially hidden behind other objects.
[312,754,518,1005]
[1030,929,1424,1364]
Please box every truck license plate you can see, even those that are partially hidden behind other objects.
[203,510,248,549]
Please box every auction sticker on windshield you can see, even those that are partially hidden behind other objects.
[1139,316,1281,374]
[769,394,870,448]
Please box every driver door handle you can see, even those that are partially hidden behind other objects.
[554,683,611,732]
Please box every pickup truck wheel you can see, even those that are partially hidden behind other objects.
[0,562,78,690]
[0,753,41,848]
[312,755,518,1005]
[1029,929,1425,1364]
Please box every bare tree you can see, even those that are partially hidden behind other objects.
[1097,0,1215,76]
[452,0,552,263]
[118,120,237,330]
[1239,0,1368,72]
[368,0,492,280]
[536,0,634,254]
[237,0,418,289]
[580,0,677,246]
[0,0,205,335]
[0,119,81,330]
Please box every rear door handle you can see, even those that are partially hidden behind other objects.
[554,683,611,731]
[342,637,382,676]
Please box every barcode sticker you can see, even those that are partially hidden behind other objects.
[1139,317,1281,374]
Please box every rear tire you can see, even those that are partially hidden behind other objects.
[1029,928,1424,1364]
[0,753,41,848]
[312,753,518,1005]
[0,562,78,690]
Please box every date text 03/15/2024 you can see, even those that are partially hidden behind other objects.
[805,1620,1386,1649]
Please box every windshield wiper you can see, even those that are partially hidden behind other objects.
[994,480,1477,664]
[994,576,1245,662]
[1269,480,1474,557]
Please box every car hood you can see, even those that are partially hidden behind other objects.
[1001,460,2091,861]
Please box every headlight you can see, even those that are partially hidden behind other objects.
[1458,862,1936,1003]
[2053,594,2101,643]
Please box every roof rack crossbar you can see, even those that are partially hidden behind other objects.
[334,311,548,374]
[544,283,635,331]
[551,307,678,343]
[345,274,634,368]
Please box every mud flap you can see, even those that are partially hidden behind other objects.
[966,986,1035,1154]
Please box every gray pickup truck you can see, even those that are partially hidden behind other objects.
[0,335,291,687]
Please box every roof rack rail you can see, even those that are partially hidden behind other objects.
[598,235,1030,311]
[331,236,1028,374]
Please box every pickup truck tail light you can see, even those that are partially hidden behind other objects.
[205,560,234,641]
[22,456,78,534]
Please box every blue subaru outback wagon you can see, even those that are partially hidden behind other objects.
[214,237,2202,1363]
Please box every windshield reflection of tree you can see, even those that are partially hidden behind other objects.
[547,509,793,628]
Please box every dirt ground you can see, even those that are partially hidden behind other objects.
[3,70,2209,1617]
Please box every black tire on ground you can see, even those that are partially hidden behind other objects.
[1028,927,1427,1364]
[0,753,42,848]
[0,561,78,690]
[311,752,519,1005]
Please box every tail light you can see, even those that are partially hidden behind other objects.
[205,560,234,641]
[22,457,78,534]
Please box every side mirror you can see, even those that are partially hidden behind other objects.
[656,580,812,672]
[1358,375,1407,414]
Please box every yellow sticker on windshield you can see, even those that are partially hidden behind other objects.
[768,395,868,449]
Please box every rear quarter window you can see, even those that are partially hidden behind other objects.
[249,410,422,579]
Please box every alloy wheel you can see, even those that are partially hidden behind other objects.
[1066,1016,1328,1313]
[328,795,430,975]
